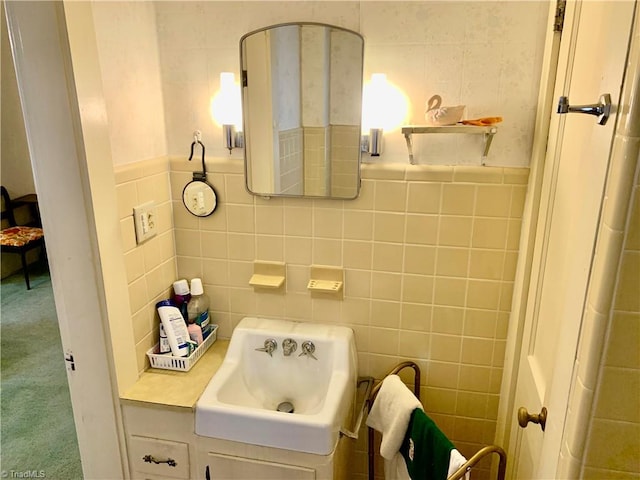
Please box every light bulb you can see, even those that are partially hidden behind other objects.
[210,72,242,129]
[361,73,409,132]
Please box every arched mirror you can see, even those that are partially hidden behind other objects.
[241,23,364,199]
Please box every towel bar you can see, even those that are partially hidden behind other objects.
[366,361,507,480]
[340,376,374,439]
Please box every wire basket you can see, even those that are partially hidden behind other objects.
[146,325,218,372]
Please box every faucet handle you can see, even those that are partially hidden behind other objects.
[282,338,297,356]
[298,341,317,360]
[255,338,277,357]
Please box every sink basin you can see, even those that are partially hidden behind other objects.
[195,317,357,455]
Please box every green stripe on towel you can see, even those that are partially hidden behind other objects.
[400,408,455,480]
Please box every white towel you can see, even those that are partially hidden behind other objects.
[386,452,411,480]
[366,375,423,460]
[366,374,470,480]
[386,449,469,480]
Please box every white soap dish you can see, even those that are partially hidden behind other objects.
[249,274,285,289]
[307,279,343,293]
[249,261,286,291]
[307,266,344,299]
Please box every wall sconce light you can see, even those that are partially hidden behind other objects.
[361,73,409,157]
[363,128,384,156]
[210,72,243,153]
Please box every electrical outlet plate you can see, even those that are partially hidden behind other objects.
[133,200,158,244]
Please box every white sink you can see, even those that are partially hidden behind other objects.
[195,317,357,455]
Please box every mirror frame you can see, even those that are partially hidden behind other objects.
[182,179,218,217]
[240,22,364,199]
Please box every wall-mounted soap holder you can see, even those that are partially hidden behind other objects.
[249,261,286,291]
[307,266,344,300]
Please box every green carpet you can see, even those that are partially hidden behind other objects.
[1,263,83,479]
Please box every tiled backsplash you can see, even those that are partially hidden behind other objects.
[115,157,177,371]
[116,156,527,477]
[111,157,528,477]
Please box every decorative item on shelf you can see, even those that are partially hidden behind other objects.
[461,116,503,126]
[183,131,218,217]
[210,72,243,153]
[424,94,466,126]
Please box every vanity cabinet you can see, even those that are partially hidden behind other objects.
[120,339,354,479]
[121,402,353,480]
[196,434,353,480]
[202,452,315,479]
[121,404,197,480]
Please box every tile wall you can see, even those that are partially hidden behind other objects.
[115,157,177,373]
[582,173,640,477]
[278,128,304,195]
[303,126,330,196]
[168,158,528,479]
[557,12,640,478]
[330,125,361,198]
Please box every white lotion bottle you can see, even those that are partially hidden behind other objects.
[156,300,190,357]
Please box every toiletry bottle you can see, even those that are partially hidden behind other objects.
[187,278,212,339]
[156,300,191,357]
[172,279,191,322]
[159,323,171,354]
[187,322,204,345]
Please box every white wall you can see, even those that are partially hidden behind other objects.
[91,1,166,166]
[155,1,548,166]
[1,2,35,197]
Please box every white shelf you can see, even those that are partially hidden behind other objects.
[401,124,498,165]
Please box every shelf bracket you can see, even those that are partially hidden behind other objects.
[403,132,416,165]
[481,127,498,165]
[401,125,499,165]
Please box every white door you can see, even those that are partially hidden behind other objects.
[509,1,635,478]
[4,2,124,478]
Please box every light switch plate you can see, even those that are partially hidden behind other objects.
[133,200,157,244]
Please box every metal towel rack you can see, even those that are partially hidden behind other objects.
[367,361,507,480]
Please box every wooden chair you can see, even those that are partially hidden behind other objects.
[1,186,45,289]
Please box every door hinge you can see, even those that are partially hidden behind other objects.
[242,70,248,87]
[64,351,76,371]
[554,0,566,32]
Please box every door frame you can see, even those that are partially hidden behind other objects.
[497,0,638,477]
[4,2,129,478]
[495,0,566,464]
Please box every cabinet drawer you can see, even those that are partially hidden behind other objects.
[205,452,315,479]
[129,435,190,479]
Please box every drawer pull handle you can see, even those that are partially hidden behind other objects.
[142,454,177,467]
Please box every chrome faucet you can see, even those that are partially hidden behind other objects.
[282,338,297,356]
[255,338,277,357]
[299,341,317,360]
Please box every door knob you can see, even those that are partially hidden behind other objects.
[557,93,611,125]
[518,406,547,432]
